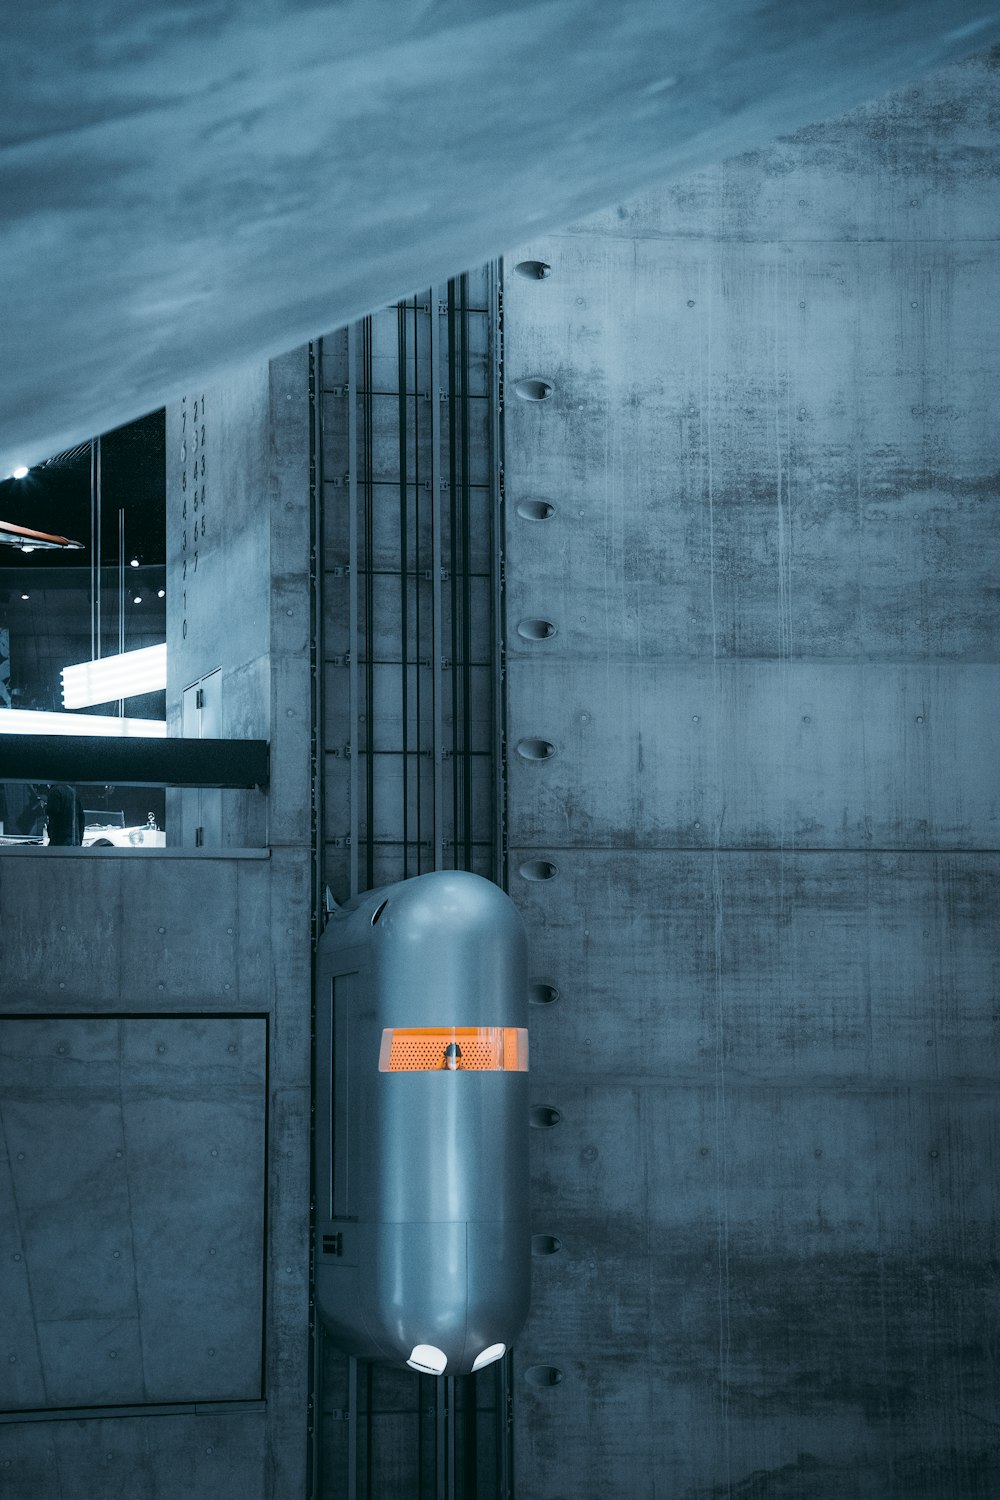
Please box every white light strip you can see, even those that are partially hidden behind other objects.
[61,643,167,709]
[471,1343,507,1372]
[0,709,167,738]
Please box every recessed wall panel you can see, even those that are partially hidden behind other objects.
[0,1017,266,1413]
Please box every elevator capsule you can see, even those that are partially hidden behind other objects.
[315,870,530,1376]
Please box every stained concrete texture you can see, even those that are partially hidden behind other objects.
[159,360,316,1496]
[164,350,312,850]
[0,1017,266,1410]
[503,50,1000,1500]
[0,1410,267,1500]
[0,849,271,1009]
[4,3,1000,471]
[0,846,311,1497]
[0,336,314,1498]
[507,662,1000,851]
[515,851,1000,1088]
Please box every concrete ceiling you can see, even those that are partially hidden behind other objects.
[3,1,999,473]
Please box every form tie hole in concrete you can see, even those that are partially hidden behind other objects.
[513,260,551,280]
[514,377,554,402]
[516,738,556,761]
[519,858,558,882]
[528,982,559,1006]
[516,499,555,521]
[530,1106,561,1129]
[531,1234,562,1255]
[525,1365,563,1387]
[371,899,388,926]
[516,618,557,641]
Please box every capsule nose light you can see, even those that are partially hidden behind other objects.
[471,1343,506,1372]
[407,1344,448,1375]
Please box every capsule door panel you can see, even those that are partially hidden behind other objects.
[331,972,354,1221]
[316,969,362,1265]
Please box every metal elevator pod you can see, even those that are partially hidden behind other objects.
[310,265,513,1499]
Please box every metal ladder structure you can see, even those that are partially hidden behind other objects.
[308,264,514,1500]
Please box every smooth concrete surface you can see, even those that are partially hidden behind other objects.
[4,4,1000,471]
[0,355,316,1500]
[507,662,1000,850]
[0,1410,267,1500]
[160,358,315,1496]
[0,851,272,1010]
[512,848,1000,1087]
[0,862,311,1497]
[503,52,1000,1500]
[164,347,312,849]
[0,1017,266,1409]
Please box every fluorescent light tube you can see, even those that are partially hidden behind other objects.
[61,643,167,709]
[0,709,166,738]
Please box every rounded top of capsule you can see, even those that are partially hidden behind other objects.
[324,871,528,1027]
[334,870,525,948]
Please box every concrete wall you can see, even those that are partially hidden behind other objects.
[0,847,310,1498]
[164,349,312,848]
[503,50,1000,1498]
[1,354,315,1497]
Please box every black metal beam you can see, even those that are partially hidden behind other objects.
[0,735,269,788]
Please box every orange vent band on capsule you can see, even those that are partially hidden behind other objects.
[379,1027,529,1072]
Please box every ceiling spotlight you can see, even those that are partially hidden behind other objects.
[20,593,29,600]
[132,594,143,605]
[129,557,140,568]
[21,545,34,554]
[11,466,29,480]
[157,588,165,599]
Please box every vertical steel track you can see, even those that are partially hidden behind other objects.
[430,290,445,871]
[447,280,460,864]
[90,439,97,660]
[413,299,423,874]
[117,508,125,714]
[459,274,474,875]
[490,260,508,895]
[397,303,410,878]
[90,436,103,659]
[308,337,325,1500]
[347,1356,358,1500]
[347,327,360,897]
[317,264,508,1500]
[310,335,326,940]
[363,319,376,892]
[490,266,515,1498]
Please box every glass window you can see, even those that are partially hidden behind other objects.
[378,1027,528,1073]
